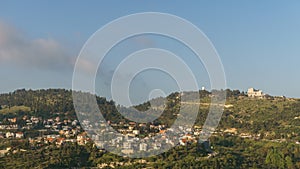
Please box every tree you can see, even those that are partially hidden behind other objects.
[285,156,294,169]
[265,148,285,169]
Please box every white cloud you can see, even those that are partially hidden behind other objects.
[0,21,73,70]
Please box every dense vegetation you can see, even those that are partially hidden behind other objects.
[0,136,299,168]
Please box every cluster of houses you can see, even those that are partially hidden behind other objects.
[0,111,257,156]
[32,118,91,146]
[0,114,209,156]
[27,132,90,147]
[0,116,40,130]
[1,113,298,158]
[0,131,24,139]
[0,124,18,130]
[80,119,204,155]
[0,115,90,148]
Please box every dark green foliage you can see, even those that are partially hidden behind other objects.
[265,147,285,168]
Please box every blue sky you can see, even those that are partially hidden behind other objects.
[0,1,300,99]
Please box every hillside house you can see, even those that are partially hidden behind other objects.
[15,132,24,139]
[247,88,265,98]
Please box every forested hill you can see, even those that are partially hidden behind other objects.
[0,88,218,126]
[0,89,74,114]
[0,89,115,120]
[0,89,190,124]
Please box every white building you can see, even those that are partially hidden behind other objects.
[6,132,14,138]
[15,132,24,139]
[247,88,265,98]
[123,142,132,149]
[139,143,147,151]
[133,130,140,135]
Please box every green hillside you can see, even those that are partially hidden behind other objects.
[0,89,300,168]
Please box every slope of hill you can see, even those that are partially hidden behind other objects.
[0,88,300,140]
[0,89,300,168]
